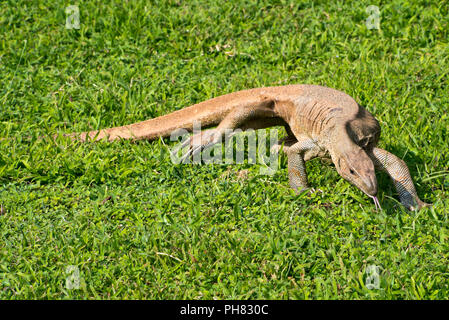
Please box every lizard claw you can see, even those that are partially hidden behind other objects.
[310,188,324,194]
[180,144,202,164]
[179,130,219,164]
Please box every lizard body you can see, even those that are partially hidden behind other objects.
[70,84,430,210]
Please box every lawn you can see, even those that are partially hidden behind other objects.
[0,0,448,299]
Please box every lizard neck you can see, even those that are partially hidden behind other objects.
[322,122,354,159]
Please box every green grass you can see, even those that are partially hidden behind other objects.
[0,0,448,299]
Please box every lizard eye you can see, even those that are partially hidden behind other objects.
[349,169,355,175]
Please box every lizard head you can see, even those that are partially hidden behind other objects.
[328,120,378,197]
[332,145,378,197]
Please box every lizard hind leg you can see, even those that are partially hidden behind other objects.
[180,100,277,164]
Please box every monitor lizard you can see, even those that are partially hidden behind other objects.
[67,84,430,210]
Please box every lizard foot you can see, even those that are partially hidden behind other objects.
[179,130,215,163]
[179,129,236,164]
[403,198,432,211]
[398,190,432,211]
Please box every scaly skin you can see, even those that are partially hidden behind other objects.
[69,84,430,210]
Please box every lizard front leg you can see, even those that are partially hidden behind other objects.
[273,135,318,192]
[368,147,431,210]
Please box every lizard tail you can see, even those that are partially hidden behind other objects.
[66,100,235,142]
[68,106,223,142]
[64,87,271,142]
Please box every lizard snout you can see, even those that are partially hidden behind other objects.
[361,174,378,196]
[338,147,378,197]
